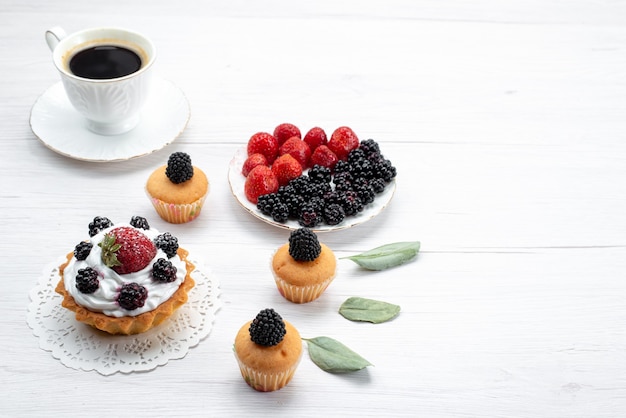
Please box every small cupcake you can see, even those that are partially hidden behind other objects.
[234,308,302,392]
[146,152,209,223]
[272,228,337,303]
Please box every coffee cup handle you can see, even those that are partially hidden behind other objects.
[45,26,67,51]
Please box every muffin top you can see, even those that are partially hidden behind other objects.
[146,164,208,203]
[234,318,302,373]
[272,243,336,286]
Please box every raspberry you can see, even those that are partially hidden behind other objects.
[279,137,311,169]
[273,123,301,146]
[152,258,178,283]
[75,267,99,294]
[98,227,157,275]
[249,308,286,346]
[117,283,148,310]
[130,216,150,230]
[303,126,327,151]
[328,126,359,161]
[88,216,113,237]
[154,232,179,258]
[310,145,338,171]
[247,132,279,164]
[166,152,194,184]
[242,153,268,177]
[289,228,322,261]
[74,241,93,261]
[271,154,303,187]
[244,165,279,204]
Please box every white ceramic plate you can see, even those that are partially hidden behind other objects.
[30,78,190,162]
[228,146,396,232]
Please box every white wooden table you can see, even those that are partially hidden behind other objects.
[2,1,625,416]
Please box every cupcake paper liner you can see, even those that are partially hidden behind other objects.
[148,193,207,224]
[273,275,335,304]
[234,350,302,392]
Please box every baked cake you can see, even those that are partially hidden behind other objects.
[146,152,209,223]
[56,215,194,335]
[271,228,336,303]
[234,308,302,391]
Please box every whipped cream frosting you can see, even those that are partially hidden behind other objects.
[63,223,188,317]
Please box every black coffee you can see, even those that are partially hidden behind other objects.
[69,45,142,79]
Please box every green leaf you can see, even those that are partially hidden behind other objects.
[341,241,420,270]
[98,233,122,268]
[339,297,401,323]
[303,336,372,373]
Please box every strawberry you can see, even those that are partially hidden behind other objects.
[242,153,268,177]
[303,126,327,151]
[327,126,359,161]
[247,132,279,164]
[244,165,279,204]
[310,145,339,171]
[99,227,157,275]
[279,137,311,169]
[273,123,301,146]
[272,154,303,186]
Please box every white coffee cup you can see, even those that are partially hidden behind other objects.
[45,26,156,135]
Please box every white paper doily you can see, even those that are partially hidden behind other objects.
[27,255,221,375]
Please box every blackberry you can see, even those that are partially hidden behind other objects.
[75,267,99,294]
[74,241,93,261]
[337,190,364,216]
[271,201,290,223]
[354,181,376,205]
[165,152,194,184]
[359,139,381,157]
[370,178,387,194]
[278,185,304,218]
[333,159,350,174]
[347,148,367,164]
[152,258,177,283]
[310,180,332,197]
[117,283,148,310]
[308,165,332,184]
[249,308,286,347]
[289,176,315,199]
[257,193,290,222]
[288,227,322,261]
[88,216,113,237]
[298,203,322,228]
[333,171,354,192]
[374,158,397,182]
[350,159,376,180]
[323,203,345,226]
[154,232,179,258]
[130,216,150,230]
[257,193,281,216]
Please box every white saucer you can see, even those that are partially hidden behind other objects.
[30,78,190,162]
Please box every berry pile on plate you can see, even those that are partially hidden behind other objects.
[242,123,397,228]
